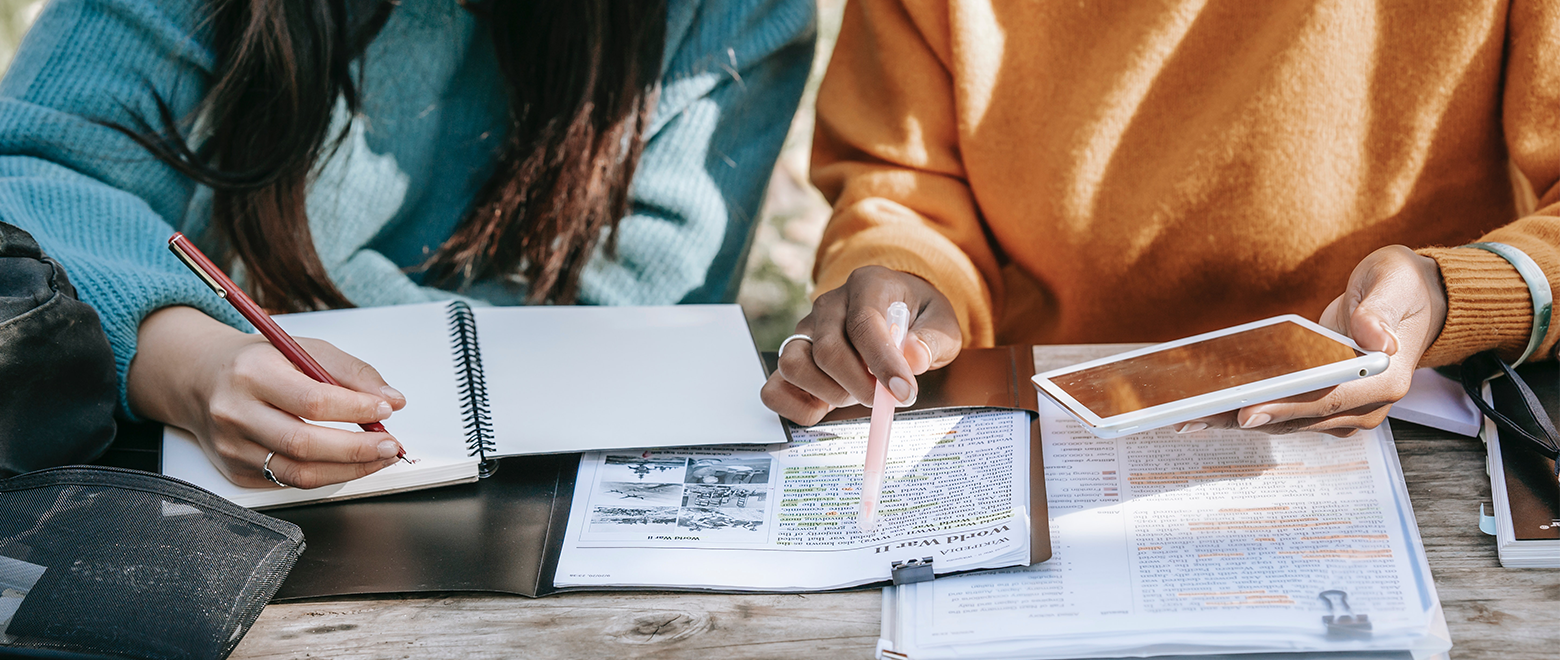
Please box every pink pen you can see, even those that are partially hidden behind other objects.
[858,301,911,534]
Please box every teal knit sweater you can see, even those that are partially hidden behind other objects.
[0,0,814,415]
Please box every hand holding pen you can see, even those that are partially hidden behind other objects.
[761,266,962,427]
[858,301,911,533]
[122,233,409,490]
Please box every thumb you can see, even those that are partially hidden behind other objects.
[1346,279,1403,357]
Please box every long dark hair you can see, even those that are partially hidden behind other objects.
[119,0,666,312]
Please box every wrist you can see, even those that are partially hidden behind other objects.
[1411,251,1449,350]
[1416,246,1539,367]
[1463,242,1551,366]
[127,306,253,428]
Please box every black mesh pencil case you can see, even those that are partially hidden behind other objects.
[0,466,305,660]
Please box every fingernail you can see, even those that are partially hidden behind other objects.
[1176,422,1207,434]
[376,401,393,419]
[916,337,932,358]
[381,386,404,403]
[1241,413,1271,429]
[377,440,401,459]
[888,377,913,403]
[1378,321,1400,355]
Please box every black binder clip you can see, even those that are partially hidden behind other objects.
[1319,590,1372,639]
[891,557,935,585]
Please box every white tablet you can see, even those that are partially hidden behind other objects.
[1032,315,1390,438]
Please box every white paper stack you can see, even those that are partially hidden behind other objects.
[878,401,1451,660]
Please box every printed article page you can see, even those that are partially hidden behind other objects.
[897,400,1435,655]
[554,407,1032,591]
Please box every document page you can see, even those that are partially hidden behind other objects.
[889,398,1442,658]
[554,407,1032,591]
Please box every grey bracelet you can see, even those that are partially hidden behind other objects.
[1464,242,1552,366]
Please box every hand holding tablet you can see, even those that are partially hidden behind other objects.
[1033,315,1390,438]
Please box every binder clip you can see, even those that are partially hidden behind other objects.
[891,557,935,585]
[1319,590,1372,639]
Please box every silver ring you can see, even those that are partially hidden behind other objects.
[778,334,813,359]
[263,451,289,488]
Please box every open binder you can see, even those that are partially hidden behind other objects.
[261,346,1050,599]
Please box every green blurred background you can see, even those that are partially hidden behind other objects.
[0,0,847,350]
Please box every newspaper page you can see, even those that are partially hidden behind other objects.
[882,344,1444,659]
[554,407,1032,591]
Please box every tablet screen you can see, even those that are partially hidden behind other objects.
[1050,321,1363,419]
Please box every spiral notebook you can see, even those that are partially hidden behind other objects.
[161,301,784,509]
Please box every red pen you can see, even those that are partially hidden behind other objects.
[167,232,409,463]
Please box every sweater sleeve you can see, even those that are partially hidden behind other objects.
[1417,0,1560,367]
[808,0,1000,347]
[577,0,816,306]
[0,0,247,417]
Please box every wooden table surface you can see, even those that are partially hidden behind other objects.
[229,422,1554,660]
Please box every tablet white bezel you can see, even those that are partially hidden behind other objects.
[1031,315,1390,438]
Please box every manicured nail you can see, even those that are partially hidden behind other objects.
[1241,413,1271,429]
[888,377,913,403]
[381,386,404,403]
[1176,422,1207,434]
[376,401,393,419]
[377,440,401,459]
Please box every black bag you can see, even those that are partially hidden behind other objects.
[0,222,117,478]
[0,466,305,659]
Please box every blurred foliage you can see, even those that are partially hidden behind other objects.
[0,0,40,73]
[737,0,844,350]
[0,0,841,350]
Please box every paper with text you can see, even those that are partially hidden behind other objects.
[886,397,1444,659]
[555,407,1031,591]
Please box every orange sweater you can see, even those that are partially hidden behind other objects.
[812,0,1560,366]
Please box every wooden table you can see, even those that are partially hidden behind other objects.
[228,423,1553,660]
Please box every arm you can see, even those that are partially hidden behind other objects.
[1224,0,1560,436]
[1415,0,1560,367]
[0,0,401,487]
[762,0,988,424]
[0,0,246,407]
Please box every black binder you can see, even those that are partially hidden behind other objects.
[105,347,1050,598]
[273,346,1049,598]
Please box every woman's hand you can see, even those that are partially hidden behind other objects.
[1189,245,1448,437]
[761,266,963,425]
[128,306,407,488]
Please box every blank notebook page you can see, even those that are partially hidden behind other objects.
[473,305,783,455]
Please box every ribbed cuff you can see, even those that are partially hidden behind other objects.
[1417,246,1533,367]
[814,235,995,348]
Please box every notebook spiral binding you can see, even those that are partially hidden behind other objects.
[447,301,498,477]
